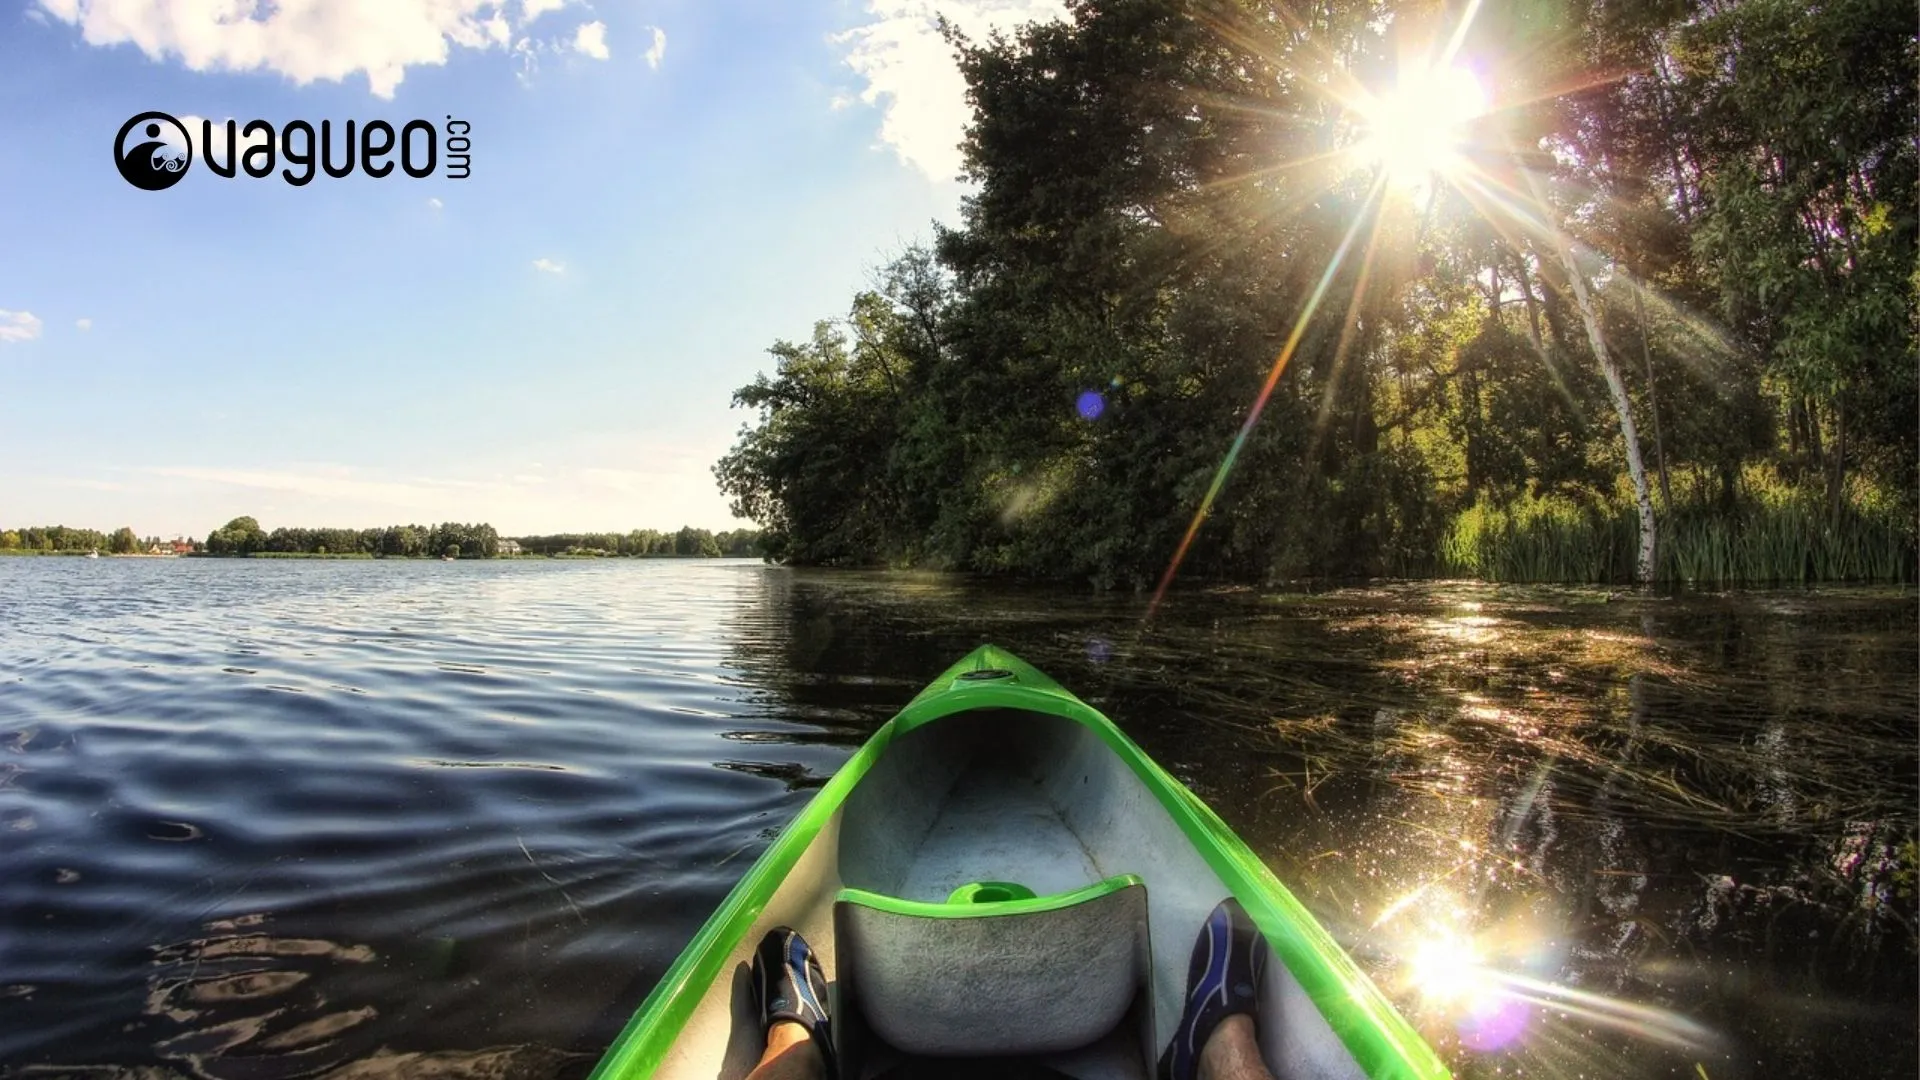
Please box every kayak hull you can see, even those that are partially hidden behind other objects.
[589,646,1448,1080]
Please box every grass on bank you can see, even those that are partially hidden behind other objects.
[1441,468,1916,584]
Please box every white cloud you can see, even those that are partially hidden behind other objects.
[163,114,198,156]
[520,0,567,25]
[427,196,443,210]
[38,0,520,99]
[833,0,1068,180]
[572,20,608,60]
[171,114,272,160]
[0,310,43,344]
[643,25,666,70]
[75,317,92,331]
[531,257,565,274]
[146,464,461,509]
[511,34,551,83]
[67,477,131,492]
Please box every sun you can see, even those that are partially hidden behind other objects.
[1354,62,1488,191]
[1407,934,1485,1004]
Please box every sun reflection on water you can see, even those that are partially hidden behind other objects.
[1375,880,1725,1064]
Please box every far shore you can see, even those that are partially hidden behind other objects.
[0,550,176,557]
[0,550,756,560]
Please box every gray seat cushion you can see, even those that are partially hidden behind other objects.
[833,875,1150,1057]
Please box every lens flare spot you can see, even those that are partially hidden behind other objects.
[1459,995,1530,1051]
[1075,389,1105,421]
[1086,636,1113,664]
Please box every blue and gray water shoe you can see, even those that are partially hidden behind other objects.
[1158,898,1269,1080]
[751,926,836,1075]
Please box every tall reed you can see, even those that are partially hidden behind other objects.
[1440,469,1917,584]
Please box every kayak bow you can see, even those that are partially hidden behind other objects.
[589,645,1448,1080]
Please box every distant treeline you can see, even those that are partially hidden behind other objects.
[3,518,764,560]
[203,517,499,557]
[195,517,760,559]
[0,525,160,554]
[511,528,761,557]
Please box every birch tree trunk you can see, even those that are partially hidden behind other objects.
[1514,156,1659,583]
[1562,254,1658,582]
[1634,287,1673,511]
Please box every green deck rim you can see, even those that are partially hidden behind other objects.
[839,872,1144,920]
[585,644,1450,1080]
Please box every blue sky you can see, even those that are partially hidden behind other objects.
[0,0,1065,537]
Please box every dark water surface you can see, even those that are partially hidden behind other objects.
[1,559,1913,1080]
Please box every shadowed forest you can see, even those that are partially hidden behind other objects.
[716,0,1916,588]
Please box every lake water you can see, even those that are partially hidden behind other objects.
[1,558,1913,1079]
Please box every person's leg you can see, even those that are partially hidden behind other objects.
[746,1019,826,1080]
[1197,1014,1274,1080]
[750,927,836,1079]
[1160,899,1271,1080]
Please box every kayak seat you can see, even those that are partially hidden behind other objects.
[832,873,1150,1060]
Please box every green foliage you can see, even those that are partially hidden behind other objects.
[508,527,758,557]
[3,521,759,562]
[0,525,120,553]
[200,518,498,558]
[1442,470,1917,584]
[1677,0,1918,503]
[715,269,932,566]
[713,0,1914,586]
[204,516,266,555]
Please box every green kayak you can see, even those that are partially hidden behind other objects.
[589,645,1449,1080]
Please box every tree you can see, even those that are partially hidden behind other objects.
[205,516,266,555]
[712,0,1913,585]
[715,306,918,565]
[1680,0,1917,515]
[109,527,138,554]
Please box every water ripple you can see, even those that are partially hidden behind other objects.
[0,560,1911,1080]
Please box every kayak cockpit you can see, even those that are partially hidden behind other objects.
[650,702,1370,1080]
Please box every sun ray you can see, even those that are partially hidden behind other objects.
[1313,195,1392,441]
[1438,0,1486,68]
[1142,0,1752,628]
[1146,175,1386,622]
[1189,146,1355,198]
[1445,136,1749,397]
[1493,973,1720,1051]
[1186,2,1375,119]
[1369,856,1476,930]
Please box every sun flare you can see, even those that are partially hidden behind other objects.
[1354,63,1488,190]
[1407,933,1489,1006]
